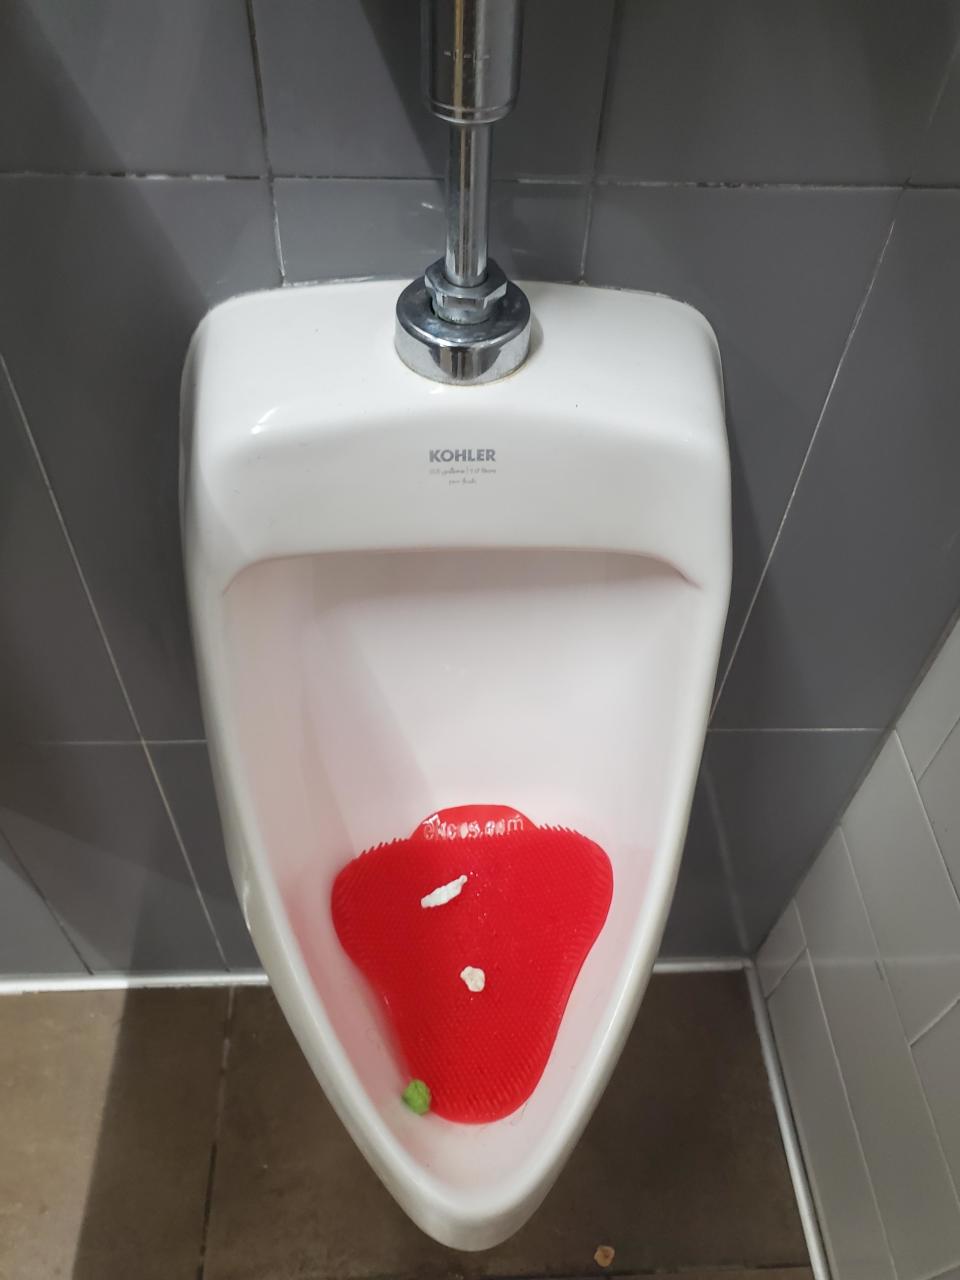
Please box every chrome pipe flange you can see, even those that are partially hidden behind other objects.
[395,262,531,386]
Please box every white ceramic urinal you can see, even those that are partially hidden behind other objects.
[181,276,730,1249]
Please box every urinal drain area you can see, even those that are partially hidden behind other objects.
[331,805,613,1124]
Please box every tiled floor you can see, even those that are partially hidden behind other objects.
[0,972,811,1280]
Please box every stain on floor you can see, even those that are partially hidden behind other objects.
[0,972,811,1280]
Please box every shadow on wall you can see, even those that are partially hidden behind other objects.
[358,0,445,169]
[0,15,244,1274]
[355,0,580,281]
[0,1,237,961]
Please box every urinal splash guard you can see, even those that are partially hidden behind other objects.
[331,805,614,1124]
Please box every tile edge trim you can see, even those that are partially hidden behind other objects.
[0,970,271,994]
[746,962,831,1280]
[0,956,747,995]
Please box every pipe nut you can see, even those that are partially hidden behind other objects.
[424,258,508,325]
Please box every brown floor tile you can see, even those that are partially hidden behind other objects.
[205,973,808,1279]
[0,987,227,1280]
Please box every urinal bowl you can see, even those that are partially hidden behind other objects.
[181,280,731,1249]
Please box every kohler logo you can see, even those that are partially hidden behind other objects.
[429,448,495,463]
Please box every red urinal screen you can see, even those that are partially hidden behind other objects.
[331,805,613,1123]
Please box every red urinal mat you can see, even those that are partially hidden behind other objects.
[331,805,614,1123]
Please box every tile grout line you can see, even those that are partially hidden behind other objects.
[910,993,960,1052]
[894,729,960,913]
[919,1261,960,1280]
[197,986,236,1280]
[708,726,882,734]
[800,932,899,1277]
[577,0,622,282]
[595,176,907,192]
[757,935,807,1002]
[30,738,208,747]
[703,759,750,953]
[905,30,960,188]
[0,823,92,976]
[917,708,960,785]
[890,737,960,926]
[0,353,230,971]
[711,200,903,715]
[245,0,286,284]
[5,170,959,193]
[839,825,960,1220]
[0,170,261,181]
[745,963,831,1280]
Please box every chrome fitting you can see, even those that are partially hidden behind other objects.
[424,257,507,325]
[396,271,530,386]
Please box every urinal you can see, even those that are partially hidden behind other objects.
[181,0,730,1252]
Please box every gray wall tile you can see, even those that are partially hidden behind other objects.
[899,615,960,779]
[585,185,897,673]
[706,729,880,949]
[842,735,960,1043]
[717,191,960,730]
[0,744,224,973]
[0,0,265,176]
[255,0,613,179]
[0,359,132,743]
[768,954,894,1280]
[599,0,960,183]
[757,901,805,997]
[914,1000,960,1197]
[0,176,280,742]
[277,178,588,284]
[921,718,960,902]
[0,837,86,975]
[151,743,261,971]
[661,776,741,957]
[913,50,960,185]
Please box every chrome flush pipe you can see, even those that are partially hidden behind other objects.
[445,124,491,288]
[395,0,531,384]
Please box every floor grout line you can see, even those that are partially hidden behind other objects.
[711,200,903,716]
[197,987,236,1280]
[746,963,832,1280]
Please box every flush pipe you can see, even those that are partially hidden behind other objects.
[395,0,532,385]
